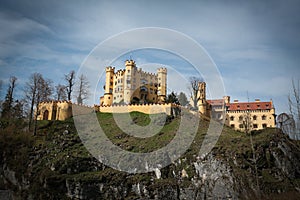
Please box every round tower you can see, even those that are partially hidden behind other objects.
[157,67,167,103]
[103,66,115,106]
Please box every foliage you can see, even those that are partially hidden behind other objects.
[177,92,188,106]
[1,76,17,118]
[166,91,179,104]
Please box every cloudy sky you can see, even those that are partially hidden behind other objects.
[0,0,299,114]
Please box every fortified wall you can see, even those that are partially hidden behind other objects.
[99,103,179,115]
[37,101,179,121]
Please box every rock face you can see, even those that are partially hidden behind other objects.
[1,117,300,199]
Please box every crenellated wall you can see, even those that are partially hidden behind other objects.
[99,103,178,115]
[36,101,73,121]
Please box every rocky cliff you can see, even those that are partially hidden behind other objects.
[0,113,300,199]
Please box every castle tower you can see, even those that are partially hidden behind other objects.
[224,96,230,104]
[157,68,167,103]
[103,66,115,106]
[123,60,136,104]
[198,82,207,115]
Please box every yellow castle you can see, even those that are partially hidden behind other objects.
[100,60,167,106]
[196,81,276,131]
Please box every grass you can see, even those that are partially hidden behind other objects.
[1,111,300,199]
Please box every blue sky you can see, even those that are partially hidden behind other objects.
[0,0,300,114]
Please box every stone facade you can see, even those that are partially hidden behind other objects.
[99,103,179,115]
[224,99,276,131]
[197,81,276,132]
[36,101,72,121]
[101,60,167,106]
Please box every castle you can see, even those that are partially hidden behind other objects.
[36,101,72,121]
[100,60,167,106]
[196,82,276,132]
[36,60,276,132]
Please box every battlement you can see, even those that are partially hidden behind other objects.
[106,66,115,72]
[99,103,179,115]
[125,59,136,67]
[157,67,167,73]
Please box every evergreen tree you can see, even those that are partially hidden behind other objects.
[178,92,188,106]
[1,76,17,118]
[166,92,179,104]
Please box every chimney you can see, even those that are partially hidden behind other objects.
[255,99,260,102]
[233,99,239,103]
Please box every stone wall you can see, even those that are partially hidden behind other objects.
[36,101,72,121]
[99,103,178,115]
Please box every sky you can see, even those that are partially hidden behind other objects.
[0,0,300,114]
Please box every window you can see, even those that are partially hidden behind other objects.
[262,124,267,128]
[110,76,113,79]
[127,70,130,73]
[239,116,243,121]
[110,82,113,86]
[114,97,116,100]
[108,97,110,99]
[231,124,235,128]
[230,116,234,121]
[239,124,244,128]
[115,81,117,85]
[262,115,266,120]
[253,115,257,120]
[253,124,258,128]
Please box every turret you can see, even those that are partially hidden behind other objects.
[103,66,115,106]
[197,82,207,115]
[124,60,136,104]
[224,96,230,104]
[157,67,167,103]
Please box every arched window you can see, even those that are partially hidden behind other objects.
[43,110,49,120]
[230,116,234,121]
[253,115,257,120]
[262,115,266,120]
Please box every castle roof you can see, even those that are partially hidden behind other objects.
[207,99,225,106]
[227,101,273,111]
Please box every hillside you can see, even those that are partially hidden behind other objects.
[0,112,300,199]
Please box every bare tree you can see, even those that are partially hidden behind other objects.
[189,77,203,109]
[24,73,53,132]
[55,84,67,101]
[65,70,75,101]
[75,74,90,104]
[288,79,300,140]
[1,76,17,118]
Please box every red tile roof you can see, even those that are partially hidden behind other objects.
[227,101,273,111]
[207,99,225,106]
